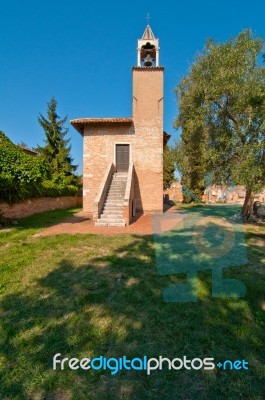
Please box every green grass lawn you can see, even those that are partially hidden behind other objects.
[0,206,264,399]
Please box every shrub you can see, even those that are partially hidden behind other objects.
[0,131,79,203]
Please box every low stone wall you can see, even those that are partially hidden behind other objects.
[0,196,83,219]
[93,162,115,220]
[164,183,265,204]
[123,163,135,225]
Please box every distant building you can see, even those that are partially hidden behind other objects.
[18,146,38,156]
[164,183,265,204]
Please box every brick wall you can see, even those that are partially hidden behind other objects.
[83,124,135,213]
[132,67,164,213]
[0,196,82,219]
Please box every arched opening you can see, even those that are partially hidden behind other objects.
[140,42,156,67]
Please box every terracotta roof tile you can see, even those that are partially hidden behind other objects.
[132,66,164,71]
[70,118,133,135]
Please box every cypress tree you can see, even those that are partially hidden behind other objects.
[36,97,78,185]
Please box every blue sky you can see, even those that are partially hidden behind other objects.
[1,0,265,174]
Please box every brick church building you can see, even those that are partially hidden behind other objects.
[71,24,169,226]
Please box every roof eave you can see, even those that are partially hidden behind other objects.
[70,118,133,136]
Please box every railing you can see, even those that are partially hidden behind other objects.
[123,162,135,225]
[93,162,115,220]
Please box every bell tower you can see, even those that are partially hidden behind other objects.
[137,24,160,67]
[132,23,164,127]
[132,23,164,213]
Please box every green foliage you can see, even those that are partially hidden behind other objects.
[0,131,78,203]
[163,145,176,189]
[36,97,78,185]
[40,180,78,197]
[0,99,80,205]
[172,133,207,203]
[0,131,48,203]
[175,30,265,213]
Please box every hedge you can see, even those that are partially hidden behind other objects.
[0,131,79,204]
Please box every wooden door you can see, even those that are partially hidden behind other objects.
[116,144,129,171]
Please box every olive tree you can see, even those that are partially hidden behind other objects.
[175,30,265,219]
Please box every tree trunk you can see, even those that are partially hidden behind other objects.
[242,188,255,221]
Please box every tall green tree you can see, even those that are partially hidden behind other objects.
[36,97,77,184]
[163,145,176,189]
[172,128,207,202]
[175,30,265,219]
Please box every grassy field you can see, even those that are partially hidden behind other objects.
[0,206,264,399]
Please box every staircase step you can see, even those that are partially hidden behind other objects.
[107,194,125,197]
[101,209,123,214]
[107,194,124,197]
[110,180,126,183]
[105,198,123,201]
[104,201,123,208]
[95,222,126,227]
[101,213,123,218]
[104,206,124,209]
[109,186,126,190]
[106,199,124,202]
[105,202,124,206]
[97,218,125,224]
[96,172,128,227]
[114,174,127,177]
[108,192,124,195]
[103,210,123,214]
[110,181,126,184]
[107,192,124,197]
[108,186,125,189]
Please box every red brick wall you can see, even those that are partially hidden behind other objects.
[132,67,164,213]
[83,124,135,213]
[0,196,82,219]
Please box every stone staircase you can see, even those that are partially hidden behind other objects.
[95,172,127,227]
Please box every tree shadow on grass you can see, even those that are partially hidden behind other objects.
[18,208,81,230]
[0,226,264,399]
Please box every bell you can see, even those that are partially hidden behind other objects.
[144,54,153,67]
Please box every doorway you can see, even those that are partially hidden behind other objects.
[115,144,130,172]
